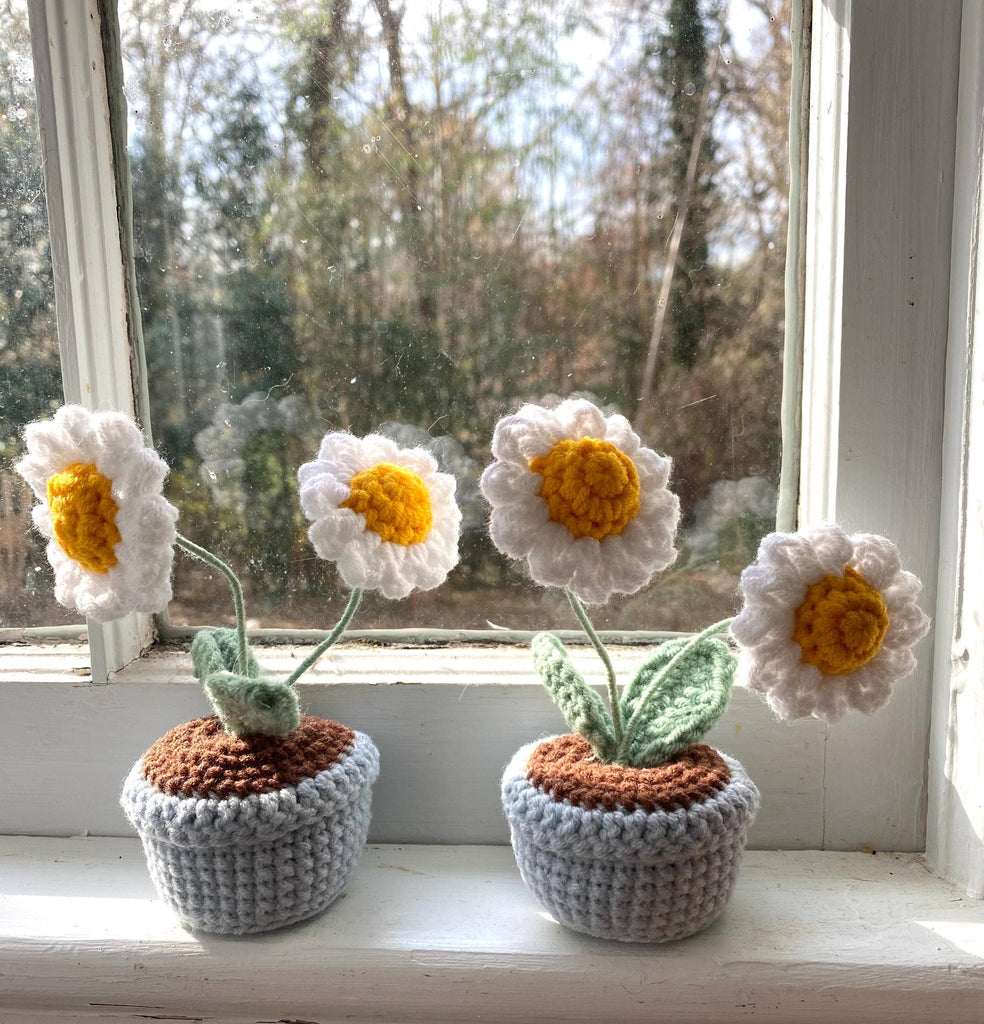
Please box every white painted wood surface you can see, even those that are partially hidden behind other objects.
[0,645,826,849]
[928,0,984,899]
[2,837,983,1024]
[801,0,958,852]
[27,0,153,677]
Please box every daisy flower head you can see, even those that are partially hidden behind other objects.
[731,524,931,722]
[297,432,461,600]
[480,398,680,605]
[15,405,178,622]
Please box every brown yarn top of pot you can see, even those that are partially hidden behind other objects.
[525,734,731,813]
[142,715,356,798]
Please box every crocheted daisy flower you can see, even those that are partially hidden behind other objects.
[15,405,178,622]
[731,525,930,722]
[481,399,680,604]
[297,432,461,600]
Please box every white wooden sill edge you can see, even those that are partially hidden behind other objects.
[2,838,983,1024]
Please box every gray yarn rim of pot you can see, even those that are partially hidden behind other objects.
[501,739,760,865]
[121,729,379,848]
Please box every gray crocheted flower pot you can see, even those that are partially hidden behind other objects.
[121,722,379,935]
[501,738,759,943]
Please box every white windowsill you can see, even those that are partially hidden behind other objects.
[2,838,983,1024]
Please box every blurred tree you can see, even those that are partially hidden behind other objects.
[0,0,59,463]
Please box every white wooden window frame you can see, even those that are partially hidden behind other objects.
[1,0,979,882]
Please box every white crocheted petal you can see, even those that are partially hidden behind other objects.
[848,533,902,590]
[738,563,808,606]
[31,502,54,538]
[52,405,100,450]
[307,510,365,561]
[758,527,850,584]
[565,538,614,604]
[297,469,351,519]
[331,529,381,590]
[632,446,672,489]
[524,522,581,590]
[584,535,655,602]
[16,429,87,494]
[314,432,372,474]
[387,445,439,477]
[102,445,168,501]
[805,523,858,574]
[557,398,608,440]
[488,494,550,558]
[357,433,403,465]
[480,461,540,505]
[883,581,931,647]
[92,411,145,456]
[732,589,795,646]
[616,513,678,578]
[297,458,344,490]
[737,635,805,692]
[599,412,641,455]
[424,468,458,507]
[490,406,564,464]
[635,486,681,550]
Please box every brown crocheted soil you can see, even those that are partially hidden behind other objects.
[142,715,356,798]
[526,734,731,813]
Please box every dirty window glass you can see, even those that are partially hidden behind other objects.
[0,0,74,630]
[120,0,791,632]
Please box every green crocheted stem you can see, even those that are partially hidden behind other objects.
[282,588,364,687]
[565,588,622,747]
[176,533,249,675]
[617,618,735,767]
[192,627,300,737]
[531,631,617,762]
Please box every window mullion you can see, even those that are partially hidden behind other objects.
[28,0,153,678]
[927,0,984,899]
[801,0,958,852]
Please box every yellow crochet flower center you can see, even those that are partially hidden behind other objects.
[46,462,122,574]
[530,437,641,541]
[341,462,433,545]
[792,566,889,675]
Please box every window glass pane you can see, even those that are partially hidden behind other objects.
[0,1,75,629]
[121,0,791,633]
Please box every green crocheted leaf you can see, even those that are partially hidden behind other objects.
[531,632,616,761]
[191,627,260,679]
[192,628,299,737]
[617,635,736,768]
[202,671,301,737]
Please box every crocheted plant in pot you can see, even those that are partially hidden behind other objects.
[482,398,930,943]
[16,407,461,935]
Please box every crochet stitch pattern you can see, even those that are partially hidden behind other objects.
[46,462,121,572]
[791,565,889,675]
[733,525,930,721]
[530,437,641,540]
[15,405,178,620]
[525,734,730,813]
[502,741,759,943]
[121,730,379,935]
[340,462,433,544]
[142,715,357,798]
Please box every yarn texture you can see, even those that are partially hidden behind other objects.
[297,431,461,599]
[480,398,680,605]
[15,404,177,621]
[530,437,641,540]
[732,524,930,721]
[121,727,379,935]
[192,627,300,737]
[501,739,759,943]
